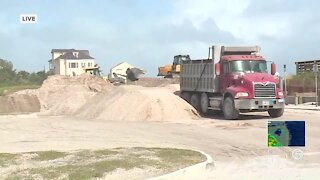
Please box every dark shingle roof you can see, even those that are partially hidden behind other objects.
[58,52,94,59]
[51,49,94,60]
[51,49,89,54]
[78,50,89,55]
[51,49,75,53]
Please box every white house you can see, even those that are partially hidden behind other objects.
[49,49,96,76]
[109,62,134,79]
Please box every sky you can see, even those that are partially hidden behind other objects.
[0,0,320,76]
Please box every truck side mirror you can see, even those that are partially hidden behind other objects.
[271,63,276,75]
[215,63,221,76]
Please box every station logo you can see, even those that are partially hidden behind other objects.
[20,14,37,24]
[291,149,304,160]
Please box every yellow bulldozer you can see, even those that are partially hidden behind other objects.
[157,55,191,78]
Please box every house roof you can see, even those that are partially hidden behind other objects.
[51,49,75,53]
[111,62,134,69]
[51,49,89,54]
[51,49,94,60]
[58,51,94,59]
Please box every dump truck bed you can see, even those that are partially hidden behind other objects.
[180,59,219,93]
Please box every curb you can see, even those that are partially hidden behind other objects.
[285,107,320,111]
[148,150,214,180]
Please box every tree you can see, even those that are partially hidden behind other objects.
[0,59,16,85]
[0,58,48,86]
[16,70,31,84]
[288,72,319,94]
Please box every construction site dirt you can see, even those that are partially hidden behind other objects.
[0,75,319,179]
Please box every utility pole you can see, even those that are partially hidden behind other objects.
[284,64,287,97]
[314,61,318,107]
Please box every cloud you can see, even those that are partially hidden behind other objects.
[171,0,320,75]
[0,1,238,76]
[172,0,294,42]
[1,0,320,76]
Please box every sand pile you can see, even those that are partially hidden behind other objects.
[134,77,179,87]
[12,89,39,97]
[38,74,112,115]
[0,94,40,114]
[7,75,198,122]
[75,86,198,121]
[164,84,180,93]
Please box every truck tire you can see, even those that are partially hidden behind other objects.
[268,108,284,118]
[223,97,239,120]
[200,93,209,114]
[181,92,191,103]
[190,93,200,111]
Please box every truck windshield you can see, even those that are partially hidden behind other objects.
[230,60,267,73]
[174,56,190,64]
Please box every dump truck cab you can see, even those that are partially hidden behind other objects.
[219,54,273,96]
[218,54,284,116]
[180,45,285,119]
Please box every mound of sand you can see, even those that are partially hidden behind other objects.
[38,74,112,115]
[8,75,198,122]
[134,77,179,87]
[75,85,198,121]
[12,89,39,97]
[0,94,40,114]
[163,84,180,93]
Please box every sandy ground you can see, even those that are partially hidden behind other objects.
[0,108,320,179]
[0,94,40,114]
[1,76,319,179]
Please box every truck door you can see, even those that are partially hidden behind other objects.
[220,62,232,92]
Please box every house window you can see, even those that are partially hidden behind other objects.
[69,62,78,68]
[81,63,85,68]
[88,63,92,67]
[73,52,79,58]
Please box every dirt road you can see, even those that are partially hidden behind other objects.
[0,108,319,179]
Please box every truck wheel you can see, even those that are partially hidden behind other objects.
[190,93,200,111]
[268,108,284,118]
[200,93,209,114]
[181,92,191,103]
[223,97,239,120]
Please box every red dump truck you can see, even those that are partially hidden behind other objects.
[180,45,284,119]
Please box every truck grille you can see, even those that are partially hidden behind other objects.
[254,83,276,98]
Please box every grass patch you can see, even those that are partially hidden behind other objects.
[93,149,119,156]
[32,151,67,161]
[3,148,206,179]
[153,148,207,169]
[0,153,19,167]
[0,84,40,96]
[9,157,162,179]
